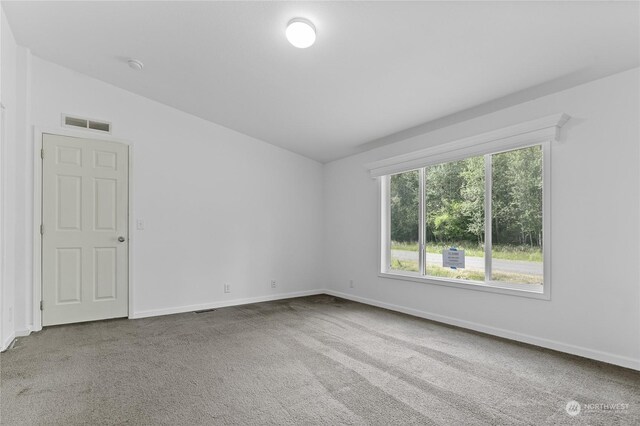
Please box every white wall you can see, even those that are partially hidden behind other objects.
[2,52,324,339]
[1,7,18,349]
[13,45,31,335]
[323,68,640,370]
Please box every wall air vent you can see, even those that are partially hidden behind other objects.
[62,114,112,134]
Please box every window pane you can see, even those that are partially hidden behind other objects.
[390,170,420,273]
[425,156,484,281]
[491,146,543,285]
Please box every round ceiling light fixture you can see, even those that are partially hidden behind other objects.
[127,59,144,71]
[286,18,316,48]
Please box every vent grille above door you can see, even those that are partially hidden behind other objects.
[62,114,112,134]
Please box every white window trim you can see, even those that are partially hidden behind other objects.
[372,113,570,300]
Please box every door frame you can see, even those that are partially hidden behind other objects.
[32,126,134,331]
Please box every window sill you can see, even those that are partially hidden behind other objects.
[378,271,550,300]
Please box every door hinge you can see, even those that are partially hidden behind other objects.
[41,149,44,159]
[40,301,43,311]
[40,224,44,235]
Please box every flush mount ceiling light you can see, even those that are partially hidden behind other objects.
[286,18,316,48]
[127,59,144,71]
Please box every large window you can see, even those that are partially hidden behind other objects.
[382,144,547,297]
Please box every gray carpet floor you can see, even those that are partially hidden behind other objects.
[1,295,639,425]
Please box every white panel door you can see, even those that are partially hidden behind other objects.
[42,134,128,326]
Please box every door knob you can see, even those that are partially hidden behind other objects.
[118,236,126,242]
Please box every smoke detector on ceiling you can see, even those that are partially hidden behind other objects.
[127,59,144,71]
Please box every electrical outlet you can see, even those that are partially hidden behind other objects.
[224,283,231,293]
[349,280,354,288]
[271,280,277,289]
[136,219,145,230]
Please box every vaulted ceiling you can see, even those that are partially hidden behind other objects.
[4,1,639,162]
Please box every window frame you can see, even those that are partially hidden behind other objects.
[372,114,569,300]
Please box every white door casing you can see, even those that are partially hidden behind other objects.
[42,134,128,326]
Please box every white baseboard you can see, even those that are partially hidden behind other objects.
[15,328,32,338]
[1,332,16,352]
[1,327,32,352]
[324,289,640,371]
[130,289,325,319]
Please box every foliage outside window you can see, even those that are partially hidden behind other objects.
[386,145,545,293]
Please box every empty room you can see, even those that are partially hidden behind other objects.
[1,1,639,424]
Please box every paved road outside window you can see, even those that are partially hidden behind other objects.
[391,250,542,275]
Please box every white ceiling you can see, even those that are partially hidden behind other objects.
[3,1,639,163]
